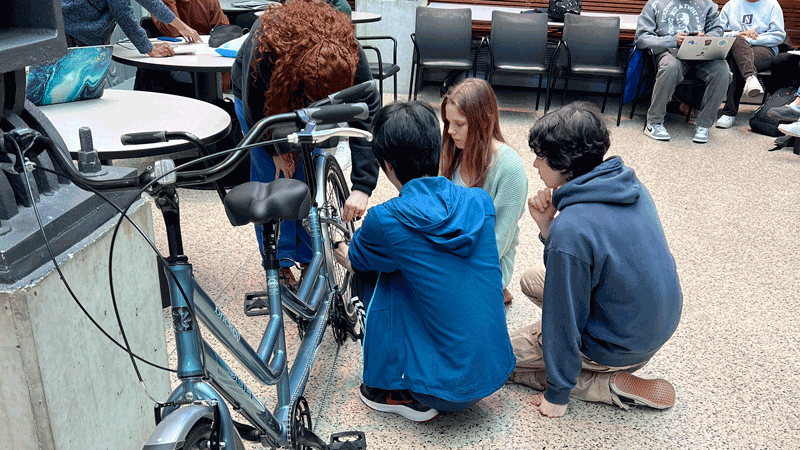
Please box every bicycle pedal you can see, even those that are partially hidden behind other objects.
[329,431,366,450]
[244,291,270,316]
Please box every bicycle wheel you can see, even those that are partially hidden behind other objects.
[318,155,363,343]
[319,155,354,295]
[181,421,212,450]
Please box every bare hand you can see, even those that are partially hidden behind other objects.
[148,42,174,57]
[531,394,568,418]
[343,190,369,222]
[172,19,202,43]
[273,154,296,178]
[676,33,688,46]
[333,241,353,272]
[528,188,556,238]
[738,29,758,39]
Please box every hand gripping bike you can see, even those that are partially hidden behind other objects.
[10,80,380,450]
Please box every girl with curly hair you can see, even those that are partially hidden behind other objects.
[441,78,528,304]
[233,0,379,285]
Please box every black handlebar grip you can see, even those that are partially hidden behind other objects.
[120,131,167,146]
[328,80,378,104]
[303,104,369,125]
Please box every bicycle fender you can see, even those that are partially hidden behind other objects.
[141,405,212,450]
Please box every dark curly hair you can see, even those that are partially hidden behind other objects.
[528,102,610,181]
[253,0,360,118]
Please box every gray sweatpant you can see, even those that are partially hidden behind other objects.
[647,51,732,128]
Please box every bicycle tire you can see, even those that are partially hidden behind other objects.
[319,155,354,297]
[180,421,212,450]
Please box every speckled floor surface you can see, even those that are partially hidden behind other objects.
[136,87,800,449]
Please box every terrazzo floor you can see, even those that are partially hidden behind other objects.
[135,86,800,449]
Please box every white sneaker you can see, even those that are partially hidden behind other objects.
[643,122,671,141]
[693,126,709,144]
[743,76,764,98]
[778,121,800,138]
[715,115,735,129]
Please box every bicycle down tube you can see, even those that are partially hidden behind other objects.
[161,154,341,449]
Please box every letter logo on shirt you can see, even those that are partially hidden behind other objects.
[742,14,753,25]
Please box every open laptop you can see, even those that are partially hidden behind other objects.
[26,45,113,106]
[676,36,734,61]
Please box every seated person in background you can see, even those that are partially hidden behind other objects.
[334,101,515,422]
[509,102,682,418]
[440,78,528,305]
[61,0,201,57]
[715,0,785,129]
[236,0,378,286]
[635,0,732,144]
[144,0,232,93]
[771,87,800,136]
[152,0,229,36]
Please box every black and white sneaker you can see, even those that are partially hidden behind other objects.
[359,384,439,422]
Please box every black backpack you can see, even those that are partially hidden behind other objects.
[749,87,797,137]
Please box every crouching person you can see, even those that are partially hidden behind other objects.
[334,101,515,422]
[510,102,682,417]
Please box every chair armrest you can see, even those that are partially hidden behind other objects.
[474,36,488,79]
[360,44,384,71]
[357,35,397,64]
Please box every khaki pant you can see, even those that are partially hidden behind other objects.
[509,266,648,409]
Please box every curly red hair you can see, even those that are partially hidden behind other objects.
[253,0,360,118]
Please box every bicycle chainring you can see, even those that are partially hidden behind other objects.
[290,396,313,450]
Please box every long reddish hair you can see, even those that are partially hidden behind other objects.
[440,78,505,188]
[253,0,360,118]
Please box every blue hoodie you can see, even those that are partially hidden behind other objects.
[541,157,682,406]
[349,176,515,402]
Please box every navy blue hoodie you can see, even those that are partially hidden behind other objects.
[349,176,515,402]
[542,157,682,405]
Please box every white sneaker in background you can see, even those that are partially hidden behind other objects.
[334,137,351,170]
[715,115,735,129]
[743,75,764,98]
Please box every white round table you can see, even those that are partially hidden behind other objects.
[39,90,232,161]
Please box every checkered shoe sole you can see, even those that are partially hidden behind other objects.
[610,372,676,409]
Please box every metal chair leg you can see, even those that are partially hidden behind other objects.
[601,77,611,113]
[535,74,543,111]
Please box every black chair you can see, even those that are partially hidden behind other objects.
[476,11,549,110]
[546,13,632,126]
[140,16,161,38]
[358,36,400,102]
[409,6,473,100]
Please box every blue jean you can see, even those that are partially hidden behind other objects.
[234,97,314,267]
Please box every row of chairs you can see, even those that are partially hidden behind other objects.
[408,7,636,126]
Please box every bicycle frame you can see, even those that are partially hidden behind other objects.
[156,150,344,449]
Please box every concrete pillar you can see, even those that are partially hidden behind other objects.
[356,0,427,100]
[0,198,170,450]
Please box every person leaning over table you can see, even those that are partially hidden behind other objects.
[61,0,201,57]
[231,0,379,286]
[508,102,682,418]
[714,0,786,129]
[634,0,732,144]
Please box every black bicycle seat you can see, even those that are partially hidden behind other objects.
[224,178,312,226]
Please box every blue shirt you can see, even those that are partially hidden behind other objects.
[349,176,515,403]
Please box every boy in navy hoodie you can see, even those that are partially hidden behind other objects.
[334,101,515,422]
[510,102,682,418]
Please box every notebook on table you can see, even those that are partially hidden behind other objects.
[676,36,734,60]
[25,45,113,106]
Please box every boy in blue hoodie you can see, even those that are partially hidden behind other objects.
[509,102,682,418]
[334,101,515,422]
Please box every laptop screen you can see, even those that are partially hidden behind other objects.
[26,45,113,106]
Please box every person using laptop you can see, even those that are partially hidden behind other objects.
[714,0,786,129]
[635,0,732,144]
